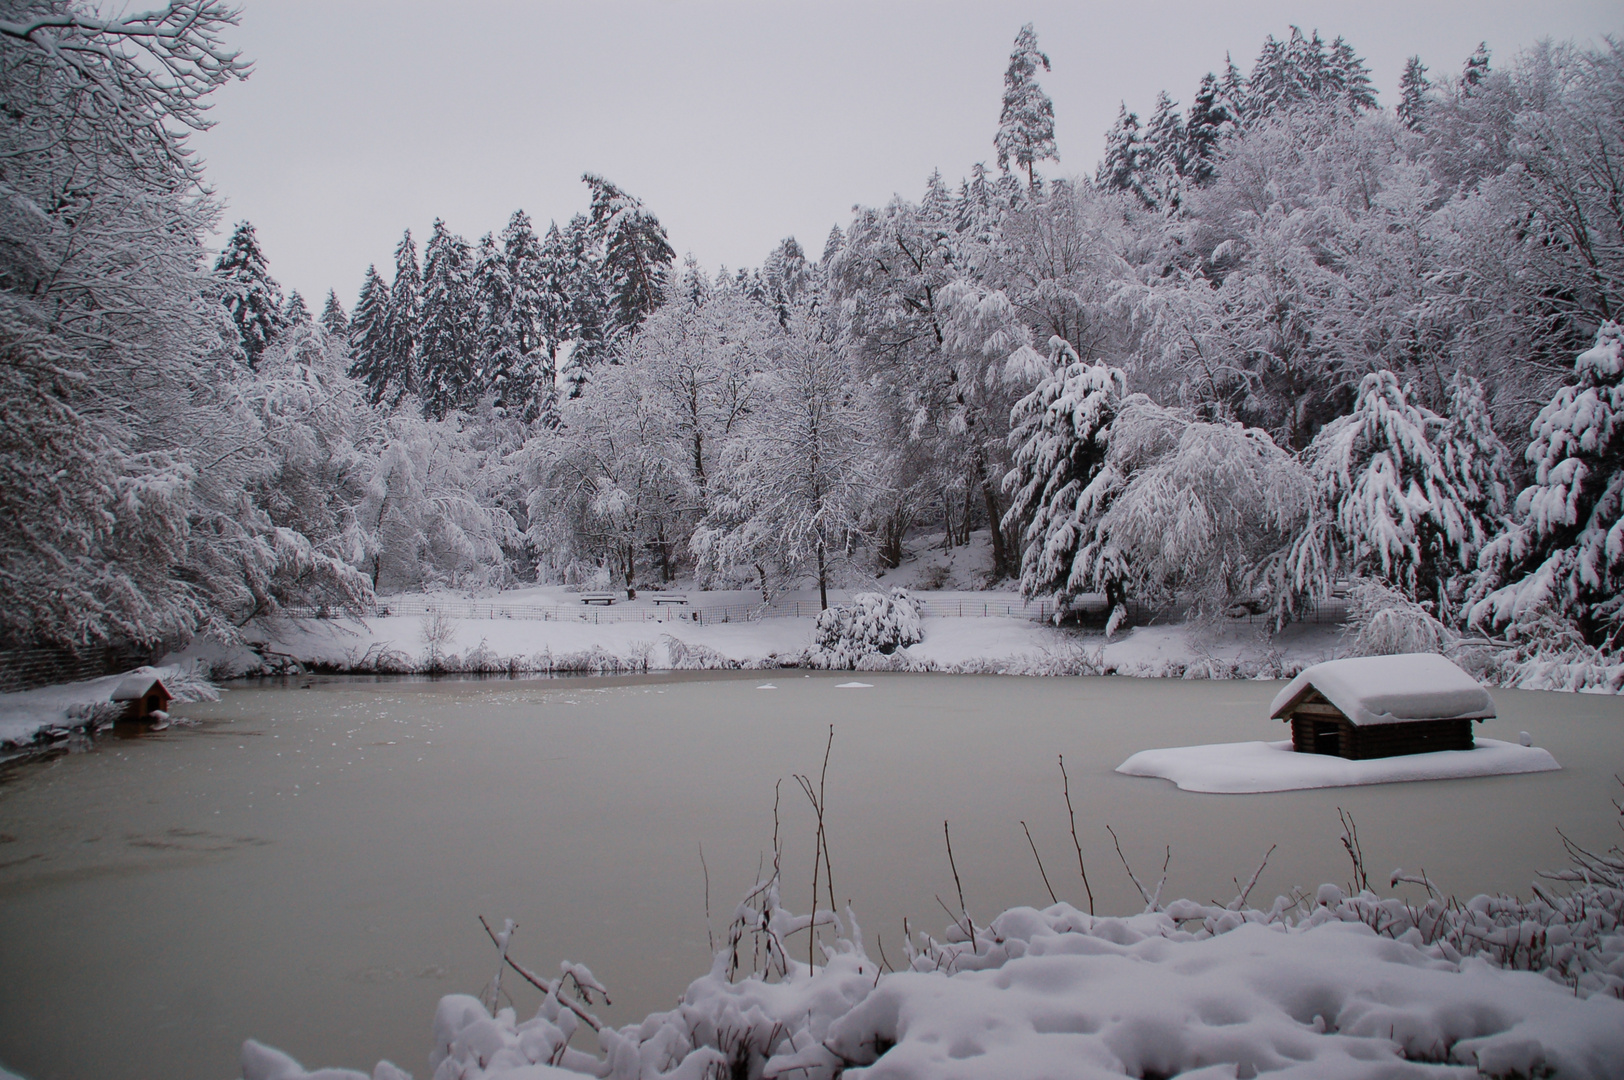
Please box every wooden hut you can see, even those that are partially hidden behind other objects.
[1269,654,1495,761]
[111,672,173,721]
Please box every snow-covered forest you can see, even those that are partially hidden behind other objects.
[4,5,1623,678]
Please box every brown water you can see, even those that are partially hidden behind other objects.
[0,673,1618,1080]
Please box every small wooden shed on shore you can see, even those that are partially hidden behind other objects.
[1270,654,1495,760]
[111,672,172,721]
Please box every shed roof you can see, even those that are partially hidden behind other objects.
[1269,654,1495,727]
[111,673,170,702]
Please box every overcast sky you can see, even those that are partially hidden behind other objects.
[191,1,1621,308]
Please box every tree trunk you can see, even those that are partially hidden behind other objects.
[974,452,1010,579]
[817,538,829,611]
[624,543,636,599]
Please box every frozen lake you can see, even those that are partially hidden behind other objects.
[0,673,1619,1080]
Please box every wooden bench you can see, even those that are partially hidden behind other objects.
[579,593,617,605]
[650,594,689,606]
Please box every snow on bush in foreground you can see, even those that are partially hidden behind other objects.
[250,821,1624,1080]
[804,589,923,669]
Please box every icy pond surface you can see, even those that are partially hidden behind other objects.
[0,673,1619,1080]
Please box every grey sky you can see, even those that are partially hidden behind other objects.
[192,1,1621,308]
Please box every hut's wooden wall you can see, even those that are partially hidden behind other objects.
[1291,714,1474,759]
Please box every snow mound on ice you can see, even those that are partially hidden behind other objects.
[1269,652,1496,726]
[1117,737,1559,792]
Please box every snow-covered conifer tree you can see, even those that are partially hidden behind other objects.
[584,174,674,341]
[1001,343,1130,629]
[347,266,395,405]
[416,220,477,421]
[1306,370,1488,613]
[502,210,557,425]
[283,289,310,326]
[1471,323,1624,648]
[1462,42,1491,92]
[1397,56,1430,130]
[1183,72,1234,186]
[471,232,529,421]
[994,23,1058,188]
[1141,91,1187,212]
[1096,105,1145,204]
[319,290,349,338]
[382,230,422,401]
[215,220,286,367]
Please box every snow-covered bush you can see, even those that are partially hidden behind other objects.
[804,589,923,669]
[1471,321,1624,651]
[1341,578,1453,657]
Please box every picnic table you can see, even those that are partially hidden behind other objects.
[650,594,689,606]
[579,592,617,605]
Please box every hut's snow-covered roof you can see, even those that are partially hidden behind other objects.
[110,672,169,702]
[1269,654,1495,726]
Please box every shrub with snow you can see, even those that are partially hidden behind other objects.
[804,589,923,669]
[1341,578,1453,657]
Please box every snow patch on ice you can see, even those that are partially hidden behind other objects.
[1117,737,1560,793]
[834,681,873,689]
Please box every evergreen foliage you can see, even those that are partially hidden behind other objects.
[994,23,1058,187]
[319,290,349,337]
[1397,56,1430,130]
[215,220,286,367]
[1471,323,1624,648]
[417,219,478,421]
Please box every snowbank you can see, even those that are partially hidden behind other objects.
[246,890,1624,1080]
[1269,653,1496,726]
[0,665,218,749]
[1117,737,1561,793]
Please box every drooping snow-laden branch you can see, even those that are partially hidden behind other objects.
[1,1,249,181]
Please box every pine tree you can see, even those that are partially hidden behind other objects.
[552,215,610,397]
[382,230,422,403]
[994,23,1059,188]
[319,290,349,338]
[214,220,286,367]
[1462,42,1491,92]
[472,231,530,420]
[584,174,675,340]
[416,219,478,421]
[1397,55,1430,131]
[1471,322,1624,648]
[1183,72,1234,186]
[1141,90,1187,212]
[501,209,556,425]
[1097,104,1146,204]
[347,265,393,404]
[283,289,310,326]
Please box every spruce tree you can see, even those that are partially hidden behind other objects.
[347,265,393,404]
[584,174,675,340]
[1183,72,1233,186]
[501,209,556,425]
[1141,90,1187,212]
[554,214,610,396]
[1472,323,1624,648]
[214,220,286,367]
[383,230,422,403]
[283,289,310,326]
[472,231,531,420]
[1462,42,1491,92]
[319,289,349,338]
[993,23,1058,188]
[1097,104,1146,204]
[417,219,478,421]
[1397,56,1430,131]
